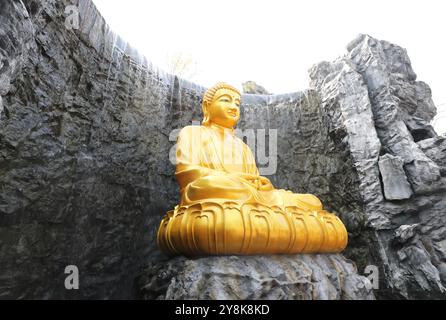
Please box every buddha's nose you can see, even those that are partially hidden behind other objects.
[228,105,239,113]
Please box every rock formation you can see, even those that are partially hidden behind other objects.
[242,81,271,95]
[138,255,374,300]
[309,35,446,299]
[0,0,444,299]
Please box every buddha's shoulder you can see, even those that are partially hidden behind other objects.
[179,125,206,132]
[178,125,208,137]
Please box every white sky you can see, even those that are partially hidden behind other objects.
[92,0,446,133]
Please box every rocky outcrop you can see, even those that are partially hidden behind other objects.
[138,254,374,300]
[418,136,446,176]
[242,81,271,95]
[310,34,446,299]
[0,0,445,300]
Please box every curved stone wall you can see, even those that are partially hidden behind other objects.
[1,0,445,299]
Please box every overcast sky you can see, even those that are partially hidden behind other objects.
[92,0,445,133]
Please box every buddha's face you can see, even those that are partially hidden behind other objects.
[207,88,241,128]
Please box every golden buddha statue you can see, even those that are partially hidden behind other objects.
[157,82,348,256]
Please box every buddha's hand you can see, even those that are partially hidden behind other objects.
[257,176,274,191]
[229,173,273,191]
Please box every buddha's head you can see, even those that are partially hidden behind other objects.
[202,82,241,128]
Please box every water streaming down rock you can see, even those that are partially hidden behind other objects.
[0,0,445,299]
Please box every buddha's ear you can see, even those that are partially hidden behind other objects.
[202,101,210,125]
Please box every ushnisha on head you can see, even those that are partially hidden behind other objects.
[202,82,241,128]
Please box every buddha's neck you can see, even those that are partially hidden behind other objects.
[207,122,235,137]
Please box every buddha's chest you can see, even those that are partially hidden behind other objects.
[201,133,246,171]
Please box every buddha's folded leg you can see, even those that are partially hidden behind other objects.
[272,189,324,210]
[293,193,323,210]
[182,175,253,204]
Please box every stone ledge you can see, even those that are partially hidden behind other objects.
[137,254,375,300]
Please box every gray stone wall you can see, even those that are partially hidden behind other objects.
[1,0,445,299]
[0,0,201,298]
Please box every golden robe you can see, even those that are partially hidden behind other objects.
[175,124,324,210]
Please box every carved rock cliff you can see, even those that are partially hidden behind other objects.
[1,0,444,299]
